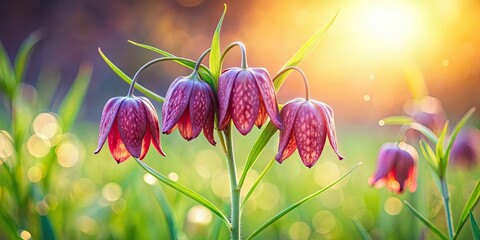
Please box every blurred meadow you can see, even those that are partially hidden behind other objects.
[0,0,479,239]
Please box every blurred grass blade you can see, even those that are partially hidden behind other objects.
[352,219,372,240]
[247,162,361,240]
[57,62,92,131]
[445,107,476,166]
[134,157,231,229]
[209,4,227,82]
[0,41,16,98]
[0,206,19,239]
[238,122,278,188]
[151,185,178,240]
[273,10,338,91]
[455,180,480,239]
[40,215,56,240]
[471,212,480,240]
[380,115,414,125]
[127,40,215,88]
[36,67,60,109]
[98,48,165,102]
[404,201,448,240]
[14,30,42,84]
[241,158,275,210]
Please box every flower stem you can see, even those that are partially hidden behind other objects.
[440,179,454,239]
[272,66,310,100]
[193,48,212,73]
[220,41,248,69]
[224,125,241,239]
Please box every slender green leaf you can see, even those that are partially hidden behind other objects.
[409,122,438,144]
[238,122,278,188]
[57,62,92,131]
[273,10,338,91]
[127,40,215,88]
[0,205,19,239]
[209,4,227,82]
[455,180,480,239]
[471,212,480,240]
[241,158,275,210]
[0,40,16,98]
[380,116,414,126]
[247,162,361,240]
[151,185,179,240]
[98,48,165,102]
[419,140,439,174]
[436,122,449,175]
[445,107,476,166]
[14,30,42,84]
[134,158,231,229]
[352,219,372,240]
[403,201,448,240]
[40,215,56,240]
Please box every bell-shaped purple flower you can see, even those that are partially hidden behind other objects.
[162,76,216,145]
[369,142,417,194]
[95,96,165,163]
[405,96,446,136]
[218,67,283,135]
[275,98,343,168]
[450,128,479,168]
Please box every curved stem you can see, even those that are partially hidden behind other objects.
[220,41,248,69]
[440,179,455,239]
[224,125,241,240]
[272,66,310,100]
[127,56,193,97]
[193,48,212,73]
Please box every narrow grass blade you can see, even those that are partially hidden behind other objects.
[445,107,476,167]
[419,140,439,174]
[238,122,278,188]
[241,157,275,210]
[247,162,361,240]
[436,122,449,175]
[455,180,480,239]
[57,62,92,131]
[127,40,215,88]
[98,48,165,102]
[471,212,480,240]
[403,201,448,240]
[151,185,178,240]
[0,41,16,98]
[380,116,414,126]
[134,158,231,229]
[352,219,372,240]
[273,10,338,91]
[40,215,56,240]
[409,122,438,144]
[209,4,227,82]
[0,205,19,239]
[14,30,42,84]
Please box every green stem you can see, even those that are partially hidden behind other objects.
[220,42,248,69]
[224,125,241,240]
[440,179,455,239]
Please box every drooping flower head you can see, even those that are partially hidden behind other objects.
[162,74,216,145]
[405,96,446,136]
[274,67,343,168]
[95,96,165,163]
[450,128,480,168]
[369,142,417,194]
[218,67,283,135]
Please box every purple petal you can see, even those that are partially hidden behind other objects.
[252,68,283,130]
[218,68,240,130]
[255,101,268,128]
[95,97,125,154]
[276,98,303,162]
[312,100,344,160]
[162,77,193,133]
[189,81,211,139]
[107,120,130,163]
[369,143,397,186]
[139,97,166,156]
[276,134,297,163]
[139,129,151,160]
[231,70,260,135]
[178,108,194,140]
[203,104,216,145]
[294,102,327,168]
[394,147,416,192]
[117,98,147,158]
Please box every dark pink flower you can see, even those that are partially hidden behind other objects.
[218,67,283,135]
[162,76,216,145]
[450,128,479,168]
[369,142,417,193]
[275,98,343,168]
[95,96,165,163]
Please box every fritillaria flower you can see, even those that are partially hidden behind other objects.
[450,128,479,168]
[218,67,283,135]
[369,142,417,194]
[274,67,343,168]
[405,96,446,135]
[95,96,165,163]
[161,75,216,145]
